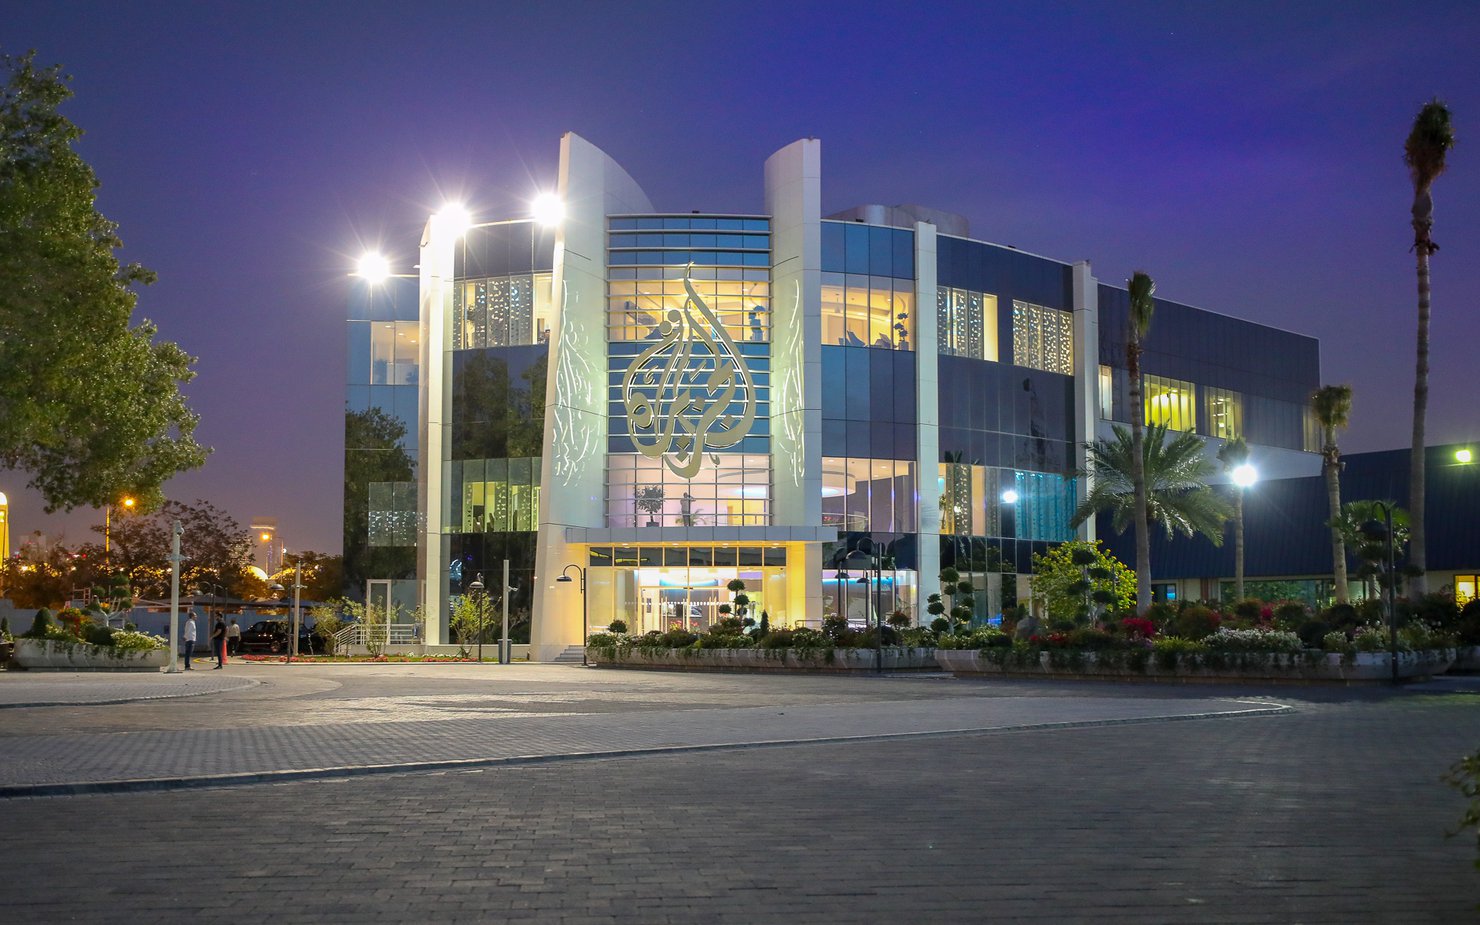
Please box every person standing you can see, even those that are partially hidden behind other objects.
[210,614,227,669]
[183,612,197,670]
[226,619,241,656]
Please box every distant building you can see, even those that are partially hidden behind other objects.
[1100,443,1480,606]
[346,133,1323,659]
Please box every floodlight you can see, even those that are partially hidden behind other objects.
[437,203,472,236]
[531,192,565,227]
[1232,464,1258,488]
[1000,489,1019,504]
[356,252,390,282]
[1457,448,1473,464]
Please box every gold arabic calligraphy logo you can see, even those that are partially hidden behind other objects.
[622,272,758,478]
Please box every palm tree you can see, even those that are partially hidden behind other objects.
[1405,99,1454,596]
[1332,500,1410,601]
[1312,385,1354,603]
[1071,423,1232,557]
[1217,437,1252,601]
[1126,271,1157,613]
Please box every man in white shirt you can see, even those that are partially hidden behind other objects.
[183,613,197,670]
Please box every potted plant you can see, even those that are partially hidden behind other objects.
[635,484,665,526]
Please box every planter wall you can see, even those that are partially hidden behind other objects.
[12,638,168,672]
[1451,645,1480,673]
[935,647,1456,682]
[587,646,939,672]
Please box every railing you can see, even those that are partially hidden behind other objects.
[333,623,422,650]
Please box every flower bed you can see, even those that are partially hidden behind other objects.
[934,645,1456,682]
[12,638,168,671]
[237,653,481,663]
[587,645,938,672]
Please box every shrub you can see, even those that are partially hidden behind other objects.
[25,608,54,639]
[887,611,911,629]
[822,616,849,641]
[586,632,617,647]
[607,620,628,634]
[1067,628,1116,650]
[1353,623,1401,652]
[1119,616,1156,640]
[110,630,166,652]
[759,629,795,649]
[1458,600,1480,645]
[1207,627,1302,653]
[1399,592,1460,633]
[1321,603,1361,632]
[1146,601,1176,630]
[82,624,117,647]
[1295,619,1331,649]
[1232,599,1264,622]
[1321,630,1353,654]
[1172,605,1219,641]
[661,630,698,648]
[0,616,10,638]
[1272,601,1309,630]
[929,617,950,634]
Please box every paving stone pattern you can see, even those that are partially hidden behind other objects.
[4,693,1477,923]
[0,670,258,706]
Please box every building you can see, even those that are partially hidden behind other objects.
[1101,442,1480,606]
[346,134,1322,660]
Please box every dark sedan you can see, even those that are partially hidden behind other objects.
[238,620,323,655]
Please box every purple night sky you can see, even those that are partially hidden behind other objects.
[6,1,1480,554]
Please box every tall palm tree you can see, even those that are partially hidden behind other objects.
[1312,385,1354,603]
[1405,99,1454,596]
[1071,423,1232,556]
[1126,271,1157,613]
[1217,437,1252,601]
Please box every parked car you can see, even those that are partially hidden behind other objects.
[238,620,324,655]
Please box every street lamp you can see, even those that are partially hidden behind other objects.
[1360,503,1402,686]
[557,564,589,665]
[847,545,887,675]
[468,574,486,663]
[531,192,565,227]
[104,496,136,567]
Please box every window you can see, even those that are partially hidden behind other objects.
[606,453,770,527]
[608,269,771,344]
[368,482,417,546]
[1098,365,1114,420]
[821,457,918,533]
[1010,300,1073,375]
[1203,387,1243,439]
[370,321,419,385]
[1456,576,1478,606]
[453,273,553,349]
[448,458,541,533]
[936,287,999,361]
[1143,375,1195,431]
[822,273,914,350]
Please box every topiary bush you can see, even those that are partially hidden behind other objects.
[1233,599,1264,623]
[1146,601,1176,631]
[661,629,698,648]
[607,620,628,634]
[929,617,950,634]
[82,623,117,647]
[1272,601,1309,630]
[24,608,54,639]
[1321,603,1361,632]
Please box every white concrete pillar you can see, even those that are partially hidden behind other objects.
[914,222,941,624]
[1071,261,1099,543]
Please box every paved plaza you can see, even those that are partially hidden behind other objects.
[1,664,1476,922]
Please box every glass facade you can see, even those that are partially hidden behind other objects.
[454,273,554,348]
[1202,386,1243,439]
[821,273,915,349]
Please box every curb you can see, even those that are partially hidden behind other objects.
[0,676,262,710]
[0,701,1291,799]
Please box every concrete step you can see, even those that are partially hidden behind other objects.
[548,645,586,665]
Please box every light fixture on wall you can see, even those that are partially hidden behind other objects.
[437,203,471,237]
[531,192,564,227]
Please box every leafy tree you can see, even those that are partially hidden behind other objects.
[96,498,257,599]
[0,541,81,608]
[1071,422,1231,546]
[0,52,206,512]
[1217,437,1252,601]
[1404,99,1454,596]
[1029,541,1135,624]
[1312,385,1354,603]
[1125,271,1156,614]
[273,551,344,603]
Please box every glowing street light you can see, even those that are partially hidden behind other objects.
[355,251,390,283]
[1231,463,1259,488]
[1000,489,1019,504]
[1457,448,1474,464]
[531,192,565,227]
[437,203,472,237]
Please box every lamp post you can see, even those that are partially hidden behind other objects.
[557,564,588,666]
[1360,503,1401,686]
[1230,462,1259,602]
[104,496,136,568]
[848,545,886,675]
[468,574,486,663]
